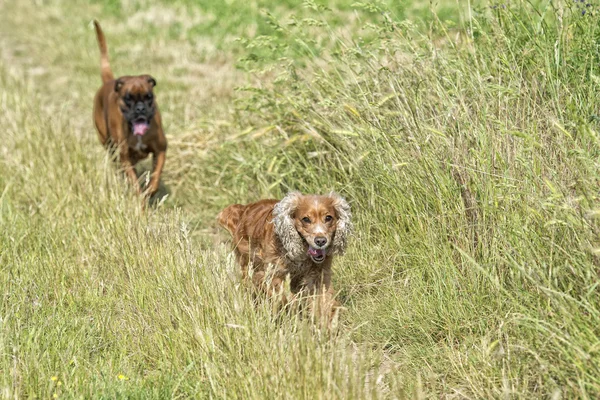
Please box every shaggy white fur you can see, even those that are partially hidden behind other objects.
[272,192,306,261]
[329,192,353,255]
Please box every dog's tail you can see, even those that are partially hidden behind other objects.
[93,20,114,83]
[217,204,244,235]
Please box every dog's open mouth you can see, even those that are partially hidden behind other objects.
[132,119,149,136]
[308,246,327,263]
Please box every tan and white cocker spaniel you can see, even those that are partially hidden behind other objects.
[218,191,352,322]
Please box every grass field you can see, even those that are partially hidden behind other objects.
[1,0,600,398]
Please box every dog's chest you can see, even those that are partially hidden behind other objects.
[286,259,312,276]
[128,136,150,159]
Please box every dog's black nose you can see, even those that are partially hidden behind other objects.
[135,102,145,113]
[314,237,327,247]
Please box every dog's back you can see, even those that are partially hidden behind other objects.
[217,199,279,239]
[217,204,245,236]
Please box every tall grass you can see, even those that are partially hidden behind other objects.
[197,0,600,396]
[0,61,394,398]
[1,0,600,397]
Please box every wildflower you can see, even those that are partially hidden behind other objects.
[53,394,58,399]
[117,374,129,381]
[50,376,58,382]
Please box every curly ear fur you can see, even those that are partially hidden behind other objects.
[272,192,306,261]
[329,192,353,255]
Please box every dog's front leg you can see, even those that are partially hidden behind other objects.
[147,149,166,196]
[252,262,289,305]
[111,121,140,194]
[118,143,141,194]
[304,268,340,327]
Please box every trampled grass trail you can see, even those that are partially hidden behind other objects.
[2,0,600,398]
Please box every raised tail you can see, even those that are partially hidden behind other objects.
[93,20,114,83]
[217,204,244,236]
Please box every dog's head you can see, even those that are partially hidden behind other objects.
[273,192,353,264]
[115,75,157,136]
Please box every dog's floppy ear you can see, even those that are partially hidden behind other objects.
[114,78,124,93]
[329,192,353,255]
[273,191,305,260]
[147,76,157,87]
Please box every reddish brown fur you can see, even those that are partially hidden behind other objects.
[218,193,352,324]
[92,20,167,196]
[218,199,280,281]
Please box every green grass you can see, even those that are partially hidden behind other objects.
[2,0,600,398]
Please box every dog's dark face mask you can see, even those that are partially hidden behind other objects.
[115,75,157,136]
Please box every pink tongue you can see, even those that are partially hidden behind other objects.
[133,122,149,136]
[308,247,325,257]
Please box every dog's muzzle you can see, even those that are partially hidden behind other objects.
[124,100,154,136]
[308,246,327,263]
[132,118,149,136]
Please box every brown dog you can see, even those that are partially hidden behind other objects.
[92,20,167,196]
[218,192,353,322]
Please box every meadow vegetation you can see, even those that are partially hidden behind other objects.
[1,0,600,398]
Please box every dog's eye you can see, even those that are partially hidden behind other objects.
[146,93,153,101]
[325,215,333,222]
[124,94,133,103]
[301,217,311,224]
